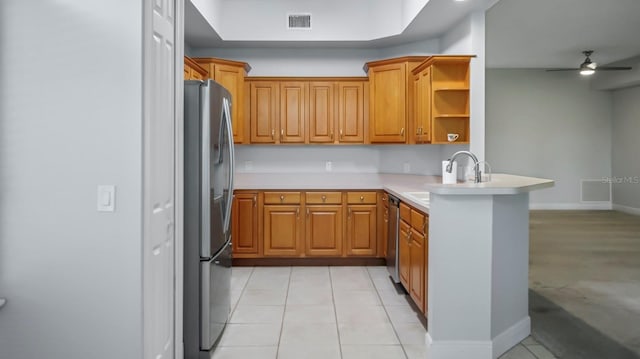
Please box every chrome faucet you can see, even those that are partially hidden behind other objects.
[446,151,482,183]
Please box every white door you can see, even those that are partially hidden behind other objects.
[144,0,177,358]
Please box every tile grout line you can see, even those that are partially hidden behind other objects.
[230,266,255,318]
[329,266,345,359]
[274,266,292,359]
[366,267,410,359]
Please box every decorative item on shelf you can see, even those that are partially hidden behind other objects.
[447,133,459,142]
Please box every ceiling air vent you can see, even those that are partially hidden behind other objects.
[288,14,311,29]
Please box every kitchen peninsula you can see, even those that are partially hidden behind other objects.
[234,172,553,359]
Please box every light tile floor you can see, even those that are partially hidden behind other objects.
[215,266,556,359]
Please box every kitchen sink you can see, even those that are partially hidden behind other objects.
[402,191,430,205]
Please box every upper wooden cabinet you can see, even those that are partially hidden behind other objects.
[249,81,279,144]
[365,57,428,143]
[412,56,472,144]
[184,56,208,80]
[411,67,432,144]
[308,82,335,143]
[192,57,251,144]
[337,81,367,143]
[246,78,368,145]
[280,82,307,143]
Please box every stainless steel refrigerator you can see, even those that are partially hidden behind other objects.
[183,79,234,359]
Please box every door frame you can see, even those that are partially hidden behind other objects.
[141,0,185,358]
[173,0,185,358]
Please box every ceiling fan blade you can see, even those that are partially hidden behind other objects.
[595,66,633,71]
[545,68,580,71]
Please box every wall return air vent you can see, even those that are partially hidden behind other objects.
[287,14,311,29]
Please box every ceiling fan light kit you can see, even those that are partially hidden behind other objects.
[546,50,632,75]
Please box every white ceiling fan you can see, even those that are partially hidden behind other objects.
[546,50,632,76]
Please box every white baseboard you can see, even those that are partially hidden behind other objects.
[425,316,530,359]
[492,317,531,358]
[613,204,640,216]
[426,332,492,359]
[529,202,612,210]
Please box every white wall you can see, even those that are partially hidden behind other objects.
[193,47,378,76]
[191,38,440,77]
[235,145,464,176]
[486,69,613,208]
[0,1,144,358]
[611,86,640,212]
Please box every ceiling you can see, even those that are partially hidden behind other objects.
[185,0,498,48]
[185,0,640,70]
[486,0,640,68]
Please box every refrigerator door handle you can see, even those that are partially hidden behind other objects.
[222,97,234,235]
[200,82,212,256]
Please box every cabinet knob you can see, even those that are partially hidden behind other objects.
[280,129,284,138]
[360,196,364,202]
[400,127,405,136]
[340,129,343,139]
[271,129,275,140]
[253,196,257,207]
[322,195,326,202]
[280,195,285,202]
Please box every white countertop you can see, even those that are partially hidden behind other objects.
[234,172,554,213]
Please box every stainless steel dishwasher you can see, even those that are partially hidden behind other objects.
[386,195,401,283]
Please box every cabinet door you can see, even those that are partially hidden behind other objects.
[249,81,279,144]
[308,82,334,143]
[231,193,259,257]
[263,205,302,256]
[337,81,365,143]
[409,229,425,313]
[214,64,245,143]
[369,63,407,143]
[279,81,307,143]
[414,68,431,143]
[345,205,377,256]
[305,205,343,256]
[399,220,411,289]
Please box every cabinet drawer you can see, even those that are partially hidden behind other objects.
[264,192,301,204]
[305,191,342,204]
[347,191,377,204]
[410,209,426,234]
[400,202,411,223]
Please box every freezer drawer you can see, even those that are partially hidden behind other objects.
[200,240,232,350]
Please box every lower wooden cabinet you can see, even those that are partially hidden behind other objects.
[263,204,303,257]
[399,220,411,289]
[398,202,429,313]
[231,190,381,259]
[305,205,343,256]
[346,204,377,256]
[231,192,259,257]
[409,229,426,312]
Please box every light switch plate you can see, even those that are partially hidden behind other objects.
[403,162,411,173]
[325,161,332,172]
[97,185,115,212]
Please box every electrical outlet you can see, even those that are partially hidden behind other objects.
[325,161,332,172]
[403,162,411,173]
